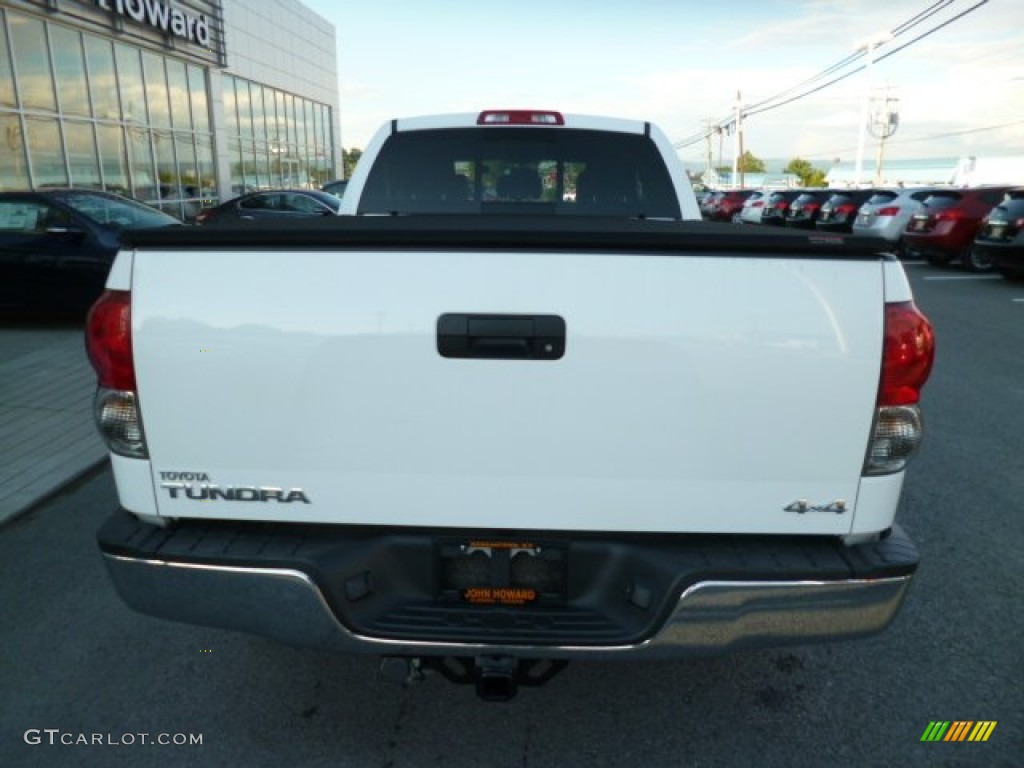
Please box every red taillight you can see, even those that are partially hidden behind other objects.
[752,201,764,208]
[879,302,934,406]
[86,290,135,390]
[877,206,900,216]
[934,208,967,222]
[836,203,857,215]
[477,110,564,125]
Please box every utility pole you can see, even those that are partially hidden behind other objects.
[853,32,892,187]
[869,89,899,186]
[731,90,742,187]
[705,119,713,179]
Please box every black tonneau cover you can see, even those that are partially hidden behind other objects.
[125,216,892,260]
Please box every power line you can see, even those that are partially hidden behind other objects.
[795,119,1024,161]
[674,0,991,150]
[746,0,990,120]
[742,1,956,115]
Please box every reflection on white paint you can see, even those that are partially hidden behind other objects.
[923,275,1003,281]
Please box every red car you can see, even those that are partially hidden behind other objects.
[703,189,756,222]
[902,186,1014,271]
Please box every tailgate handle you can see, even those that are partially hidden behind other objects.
[437,314,565,360]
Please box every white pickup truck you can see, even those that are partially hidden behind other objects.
[88,110,935,700]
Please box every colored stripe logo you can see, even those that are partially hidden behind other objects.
[921,721,997,742]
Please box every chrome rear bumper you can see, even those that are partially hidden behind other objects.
[99,514,917,659]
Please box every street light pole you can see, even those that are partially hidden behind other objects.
[853,32,892,187]
[731,91,741,187]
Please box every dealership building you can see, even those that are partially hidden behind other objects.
[0,0,341,220]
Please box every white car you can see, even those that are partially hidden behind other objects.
[852,187,936,255]
[736,189,768,224]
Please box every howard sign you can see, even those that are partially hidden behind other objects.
[95,0,212,47]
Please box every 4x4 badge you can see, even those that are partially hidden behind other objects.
[784,499,847,514]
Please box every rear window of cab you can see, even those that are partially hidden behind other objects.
[358,127,681,219]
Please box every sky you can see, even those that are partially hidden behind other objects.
[301,0,1024,171]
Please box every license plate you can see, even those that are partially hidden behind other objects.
[990,226,1005,238]
[914,219,927,230]
[438,539,566,605]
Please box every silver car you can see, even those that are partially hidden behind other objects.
[736,190,768,224]
[852,187,936,256]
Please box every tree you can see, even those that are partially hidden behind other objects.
[343,148,362,179]
[738,150,765,173]
[784,157,828,187]
[715,151,765,177]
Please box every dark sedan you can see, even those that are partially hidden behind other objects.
[195,189,342,224]
[0,189,180,316]
[815,189,877,233]
[971,187,1024,278]
[784,189,838,229]
[760,189,803,226]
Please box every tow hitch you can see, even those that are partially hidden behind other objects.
[380,655,568,701]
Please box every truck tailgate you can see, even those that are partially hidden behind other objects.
[131,248,883,534]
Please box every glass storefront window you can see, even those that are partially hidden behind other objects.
[0,115,29,190]
[241,141,257,193]
[51,25,90,117]
[305,100,316,151]
[10,13,56,112]
[255,141,270,189]
[175,133,198,194]
[283,93,295,145]
[166,59,191,132]
[294,97,306,149]
[25,117,67,187]
[0,11,16,108]
[65,121,101,188]
[128,127,156,200]
[188,66,209,134]
[227,138,242,195]
[222,75,238,136]
[84,36,120,121]
[236,79,253,139]
[142,52,171,129]
[115,44,147,125]
[96,123,129,196]
[251,84,266,141]
[272,90,284,145]
[153,129,177,200]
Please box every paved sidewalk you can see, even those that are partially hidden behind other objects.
[0,323,106,524]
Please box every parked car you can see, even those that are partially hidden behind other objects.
[902,186,1014,271]
[0,188,180,315]
[322,179,348,198]
[195,189,342,225]
[971,187,1024,278]
[852,187,936,256]
[815,189,878,233]
[784,189,837,229]
[760,189,804,226]
[704,189,756,222]
[699,190,725,219]
[736,190,768,224]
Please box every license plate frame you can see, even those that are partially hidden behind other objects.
[436,538,567,606]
